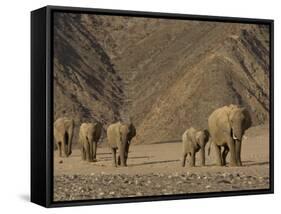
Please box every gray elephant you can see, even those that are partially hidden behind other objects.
[107,122,136,167]
[208,104,251,166]
[79,122,102,162]
[181,127,210,167]
[54,117,74,157]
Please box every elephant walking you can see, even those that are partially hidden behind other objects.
[208,104,251,166]
[79,122,102,162]
[54,117,74,157]
[107,122,136,167]
[181,127,210,167]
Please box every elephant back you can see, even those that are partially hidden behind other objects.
[54,117,74,135]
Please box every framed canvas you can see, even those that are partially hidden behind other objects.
[31,5,274,207]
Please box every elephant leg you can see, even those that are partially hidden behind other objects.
[235,140,242,166]
[111,148,117,167]
[67,130,73,157]
[57,142,62,157]
[181,152,187,167]
[213,144,222,166]
[89,141,94,162]
[221,146,229,166]
[63,133,69,157]
[93,142,97,161]
[200,148,205,166]
[124,153,128,166]
[117,155,121,165]
[189,151,196,167]
[124,144,129,166]
[61,141,66,157]
[119,144,126,167]
[228,139,238,166]
[85,141,91,162]
[81,146,86,160]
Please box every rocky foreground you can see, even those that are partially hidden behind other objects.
[54,172,269,201]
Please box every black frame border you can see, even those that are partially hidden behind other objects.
[31,5,274,208]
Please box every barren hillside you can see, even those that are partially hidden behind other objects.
[53,13,270,144]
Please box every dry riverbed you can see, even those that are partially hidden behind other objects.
[54,125,270,201]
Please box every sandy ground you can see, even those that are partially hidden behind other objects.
[54,124,270,201]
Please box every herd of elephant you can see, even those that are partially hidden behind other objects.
[54,118,136,167]
[54,104,251,168]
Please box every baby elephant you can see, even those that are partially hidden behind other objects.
[79,122,102,162]
[181,127,210,167]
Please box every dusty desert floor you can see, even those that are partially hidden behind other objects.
[53,124,270,201]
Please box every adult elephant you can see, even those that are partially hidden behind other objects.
[181,127,210,167]
[208,104,251,166]
[107,122,136,167]
[54,117,74,157]
[79,122,102,162]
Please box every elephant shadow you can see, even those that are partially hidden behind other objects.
[130,159,179,167]
[150,140,181,144]
[97,152,112,155]
[129,156,151,160]
[242,160,269,166]
[205,160,269,167]
[98,155,151,162]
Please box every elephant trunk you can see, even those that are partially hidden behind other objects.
[232,127,243,141]
[235,139,242,166]
[120,134,128,166]
[87,135,97,162]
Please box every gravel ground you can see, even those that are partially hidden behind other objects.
[54,125,270,202]
[54,172,269,201]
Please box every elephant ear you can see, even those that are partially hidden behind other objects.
[241,107,252,130]
[129,123,136,138]
[127,124,134,144]
[203,129,210,141]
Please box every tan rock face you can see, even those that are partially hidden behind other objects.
[53,13,270,145]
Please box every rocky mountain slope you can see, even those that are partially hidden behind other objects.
[53,12,270,144]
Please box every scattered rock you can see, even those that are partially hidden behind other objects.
[218,180,231,184]
[53,172,269,201]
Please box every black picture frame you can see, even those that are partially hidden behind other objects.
[31,5,274,208]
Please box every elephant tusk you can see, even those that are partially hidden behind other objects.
[232,133,238,140]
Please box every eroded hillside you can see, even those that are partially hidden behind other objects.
[53,13,270,144]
